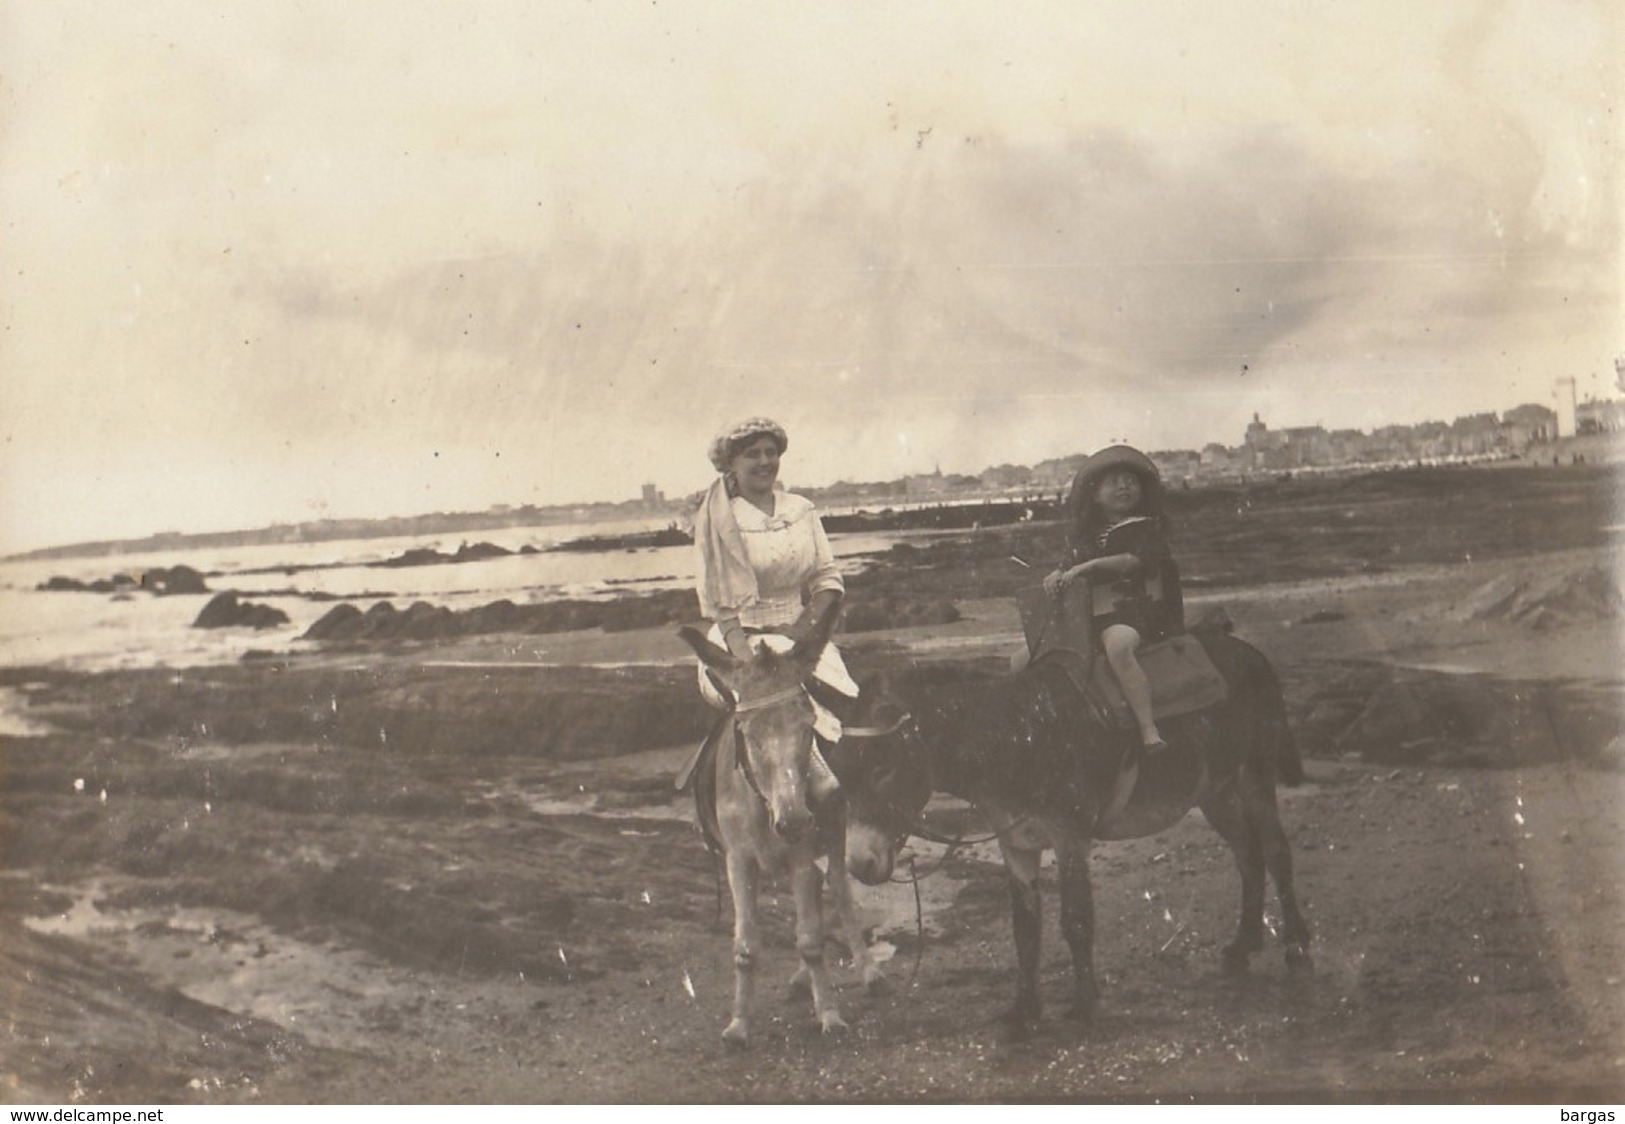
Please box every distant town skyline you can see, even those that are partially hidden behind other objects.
[14,390,1615,563]
[796,393,1608,502]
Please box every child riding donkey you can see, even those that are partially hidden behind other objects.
[1036,444,1187,761]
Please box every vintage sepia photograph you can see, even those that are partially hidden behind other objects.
[1,0,1621,1106]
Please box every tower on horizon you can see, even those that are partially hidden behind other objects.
[1555,377,1578,438]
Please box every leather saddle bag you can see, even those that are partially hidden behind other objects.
[1017,583,1227,726]
[1088,633,1228,726]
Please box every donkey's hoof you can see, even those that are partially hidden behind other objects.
[1000,1019,1036,1044]
[819,1010,850,1035]
[1065,997,1099,1024]
[1284,944,1314,974]
[1220,945,1253,976]
[787,966,813,999]
[721,1020,750,1049]
[997,1004,1041,1042]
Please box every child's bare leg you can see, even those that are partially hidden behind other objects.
[1100,624,1163,747]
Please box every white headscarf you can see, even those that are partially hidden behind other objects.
[693,475,757,619]
[694,417,788,619]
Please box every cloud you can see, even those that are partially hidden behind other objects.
[2,0,1618,551]
[160,113,1609,492]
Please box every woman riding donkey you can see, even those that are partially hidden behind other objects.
[685,416,858,803]
[1041,444,1185,757]
[681,416,883,1043]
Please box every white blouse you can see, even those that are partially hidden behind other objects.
[725,491,843,628]
[696,490,856,728]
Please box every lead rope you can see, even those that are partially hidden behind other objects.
[844,707,1035,994]
[712,852,726,927]
[905,854,925,990]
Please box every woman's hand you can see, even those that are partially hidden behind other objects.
[718,619,754,660]
[780,589,840,646]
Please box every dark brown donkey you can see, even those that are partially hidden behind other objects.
[831,627,1312,1033]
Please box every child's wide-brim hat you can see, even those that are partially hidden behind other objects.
[1077,444,1161,486]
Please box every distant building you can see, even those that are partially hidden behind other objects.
[1244,416,1333,469]
[903,468,947,498]
[641,483,664,506]
[1243,413,1271,454]
[1576,397,1625,435]
[1326,429,1367,463]
[1279,425,1332,467]
[1199,442,1242,472]
[979,463,1033,489]
[1555,377,1579,438]
[1447,412,1500,456]
[1149,449,1200,481]
[1031,454,1087,488]
[1502,403,1556,450]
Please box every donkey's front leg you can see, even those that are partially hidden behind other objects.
[723,851,761,1047]
[1055,837,1100,1022]
[1000,841,1044,1034]
[791,860,847,1034]
[826,815,886,992]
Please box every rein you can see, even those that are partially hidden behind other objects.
[841,708,1030,850]
[730,721,769,806]
[841,713,915,739]
[902,817,1010,848]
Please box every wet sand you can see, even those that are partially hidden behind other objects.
[1,465,1621,1103]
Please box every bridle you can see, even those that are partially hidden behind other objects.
[732,684,807,715]
[838,710,920,842]
[839,711,992,855]
[729,684,814,809]
[841,708,1027,858]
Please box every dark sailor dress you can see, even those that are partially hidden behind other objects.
[1072,516,1184,643]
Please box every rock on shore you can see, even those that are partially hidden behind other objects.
[192,592,290,630]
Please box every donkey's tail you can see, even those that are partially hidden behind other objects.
[1258,656,1304,788]
[1205,628,1304,788]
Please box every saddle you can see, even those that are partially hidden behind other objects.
[680,710,732,855]
[1015,580,1227,832]
[1016,583,1229,732]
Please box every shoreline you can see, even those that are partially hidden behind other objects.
[2,467,1622,1103]
[3,543,1619,765]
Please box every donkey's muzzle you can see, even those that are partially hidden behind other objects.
[845,822,897,886]
[772,805,814,843]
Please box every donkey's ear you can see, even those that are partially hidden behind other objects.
[678,625,738,673]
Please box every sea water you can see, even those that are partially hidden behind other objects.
[0,518,690,670]
[0,521,906,672]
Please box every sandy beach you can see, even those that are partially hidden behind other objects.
[1,465,1621,1103]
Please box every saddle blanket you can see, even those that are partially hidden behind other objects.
[1085,634,1228,727]
[1017,583,1227,727]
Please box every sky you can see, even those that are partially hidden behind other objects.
[1,0,1620,553]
